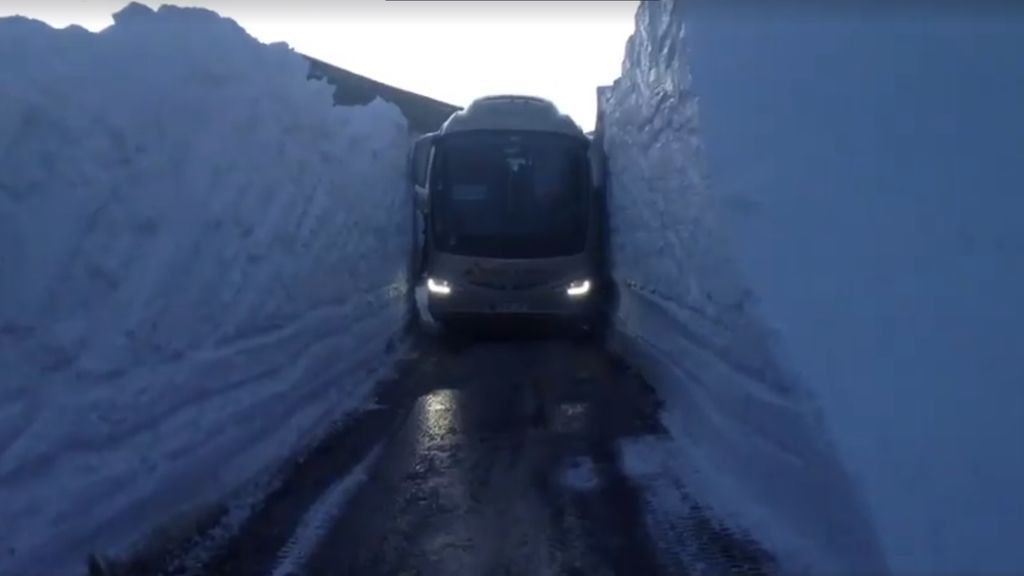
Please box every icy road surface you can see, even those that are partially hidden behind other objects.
[131,335,775,576]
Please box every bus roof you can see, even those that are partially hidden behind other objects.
[437,94,585,138]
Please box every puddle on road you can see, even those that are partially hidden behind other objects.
[415,388,462,450]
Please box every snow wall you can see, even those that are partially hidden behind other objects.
[0,5,412,575]
[600,1,1024,574]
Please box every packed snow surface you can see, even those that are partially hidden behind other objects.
[602,0,1024,574]
[0,4,411,574]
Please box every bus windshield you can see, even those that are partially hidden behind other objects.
[429,130,590,259]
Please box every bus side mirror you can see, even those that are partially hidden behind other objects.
[409,134,434,211]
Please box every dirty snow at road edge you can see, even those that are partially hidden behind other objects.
[0,4,411,575]
[269,444,383,576]
[601,0,1024,574]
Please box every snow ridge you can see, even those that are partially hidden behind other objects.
[599,0,886,572]
[603,0,1024,573]
[0,5,412,575]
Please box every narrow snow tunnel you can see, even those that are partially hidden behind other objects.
[2,1,1023,576]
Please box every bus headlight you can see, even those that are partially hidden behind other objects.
[566,279,591,298]
[427,277,452,296]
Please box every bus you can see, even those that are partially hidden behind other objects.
[408,94,610,335]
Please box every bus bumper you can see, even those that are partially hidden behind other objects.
[426,281,601,327]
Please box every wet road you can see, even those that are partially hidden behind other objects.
[307,336,665,576]
[137,334,774,576]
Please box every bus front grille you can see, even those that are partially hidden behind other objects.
[467,279,549,291]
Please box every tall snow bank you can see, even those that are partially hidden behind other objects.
[601,1,1024,574]
[0,4,410,574]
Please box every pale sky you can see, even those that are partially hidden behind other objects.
[0,0,639,130]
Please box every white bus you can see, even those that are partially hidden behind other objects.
[409,95,609,335]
